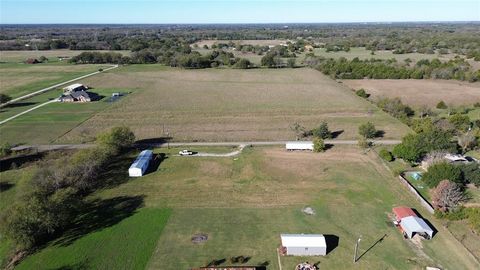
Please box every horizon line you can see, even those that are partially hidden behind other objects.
[2,20,480,26]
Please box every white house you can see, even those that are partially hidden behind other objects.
[286,141,314,151]
[280,234,327,256]
[400,216,434,239]
[128,150,153,177]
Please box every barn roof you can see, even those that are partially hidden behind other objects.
[392,207,416,220]
[63,83,85,91]
[400,216,434,238]
[281,234,326,248]
[129,150,153,169]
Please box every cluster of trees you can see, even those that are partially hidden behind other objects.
[308,56,480,82]
[260,45,298,68]
[0,127,135,251]
[69,50,253,69]
[376,97,414,123]
[393,128,456,163]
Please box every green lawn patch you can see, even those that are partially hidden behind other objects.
[16,208,171,270]
[0,88,130,144]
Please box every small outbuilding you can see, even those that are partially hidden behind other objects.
[280,234,327,256]
[286,141,314,151]
[400,216,434,240]
[392,206,417,223]
[63,83,87,93]
[128,150,153,177]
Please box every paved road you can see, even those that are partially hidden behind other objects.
[11,139,401,152]
[0,65,118,108]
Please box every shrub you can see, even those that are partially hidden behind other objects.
[313,137,326,152]
[449,113,471,132]
[234,58,252,69]
[0,93,12,104]
[379,148,393,162]
[0,142,12,158]
[358,137,370,149]
[474,102,480,108]
[423,162,463,188]
[358,122,377,139]
[312,121,332,139]
[96,126,135,153]
[436,101,448,109]
[355,88,369,98]
[459,163,480,186]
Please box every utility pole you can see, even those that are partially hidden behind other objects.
[354,235,362,263]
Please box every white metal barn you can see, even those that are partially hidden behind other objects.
[281,234,327,256]
[400,216,434,239]
[63,83,87,93]
[285,141,314,151]
[128,150,153,177]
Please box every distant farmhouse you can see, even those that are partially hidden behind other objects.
[59,83,95,103]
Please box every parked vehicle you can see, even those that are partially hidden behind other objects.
[179,149,194,156]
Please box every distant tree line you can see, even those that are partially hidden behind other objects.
[69,50,253,69]
[305,55,480,82]
[2,23,479,57]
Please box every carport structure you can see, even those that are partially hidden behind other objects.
[400,216,434,239]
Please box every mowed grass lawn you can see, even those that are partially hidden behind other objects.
[57,65,411,143]
[15,208,171,270]
[92,146,478,270]
[0,62,111,98]
[0,88,129,144]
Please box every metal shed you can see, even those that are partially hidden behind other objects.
[285,141,314,151]
[400,216,434,239]
[280,234,327,256]
[392,206,417,223]
[128,150,153,177]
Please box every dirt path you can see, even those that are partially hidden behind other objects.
[181,144,246,157]
[11,139,401,152]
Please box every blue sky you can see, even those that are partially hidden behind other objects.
[1,0,479,24]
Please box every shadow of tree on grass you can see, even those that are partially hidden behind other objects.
[52,195,145,247]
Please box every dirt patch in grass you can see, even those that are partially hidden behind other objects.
[342,79,480,108]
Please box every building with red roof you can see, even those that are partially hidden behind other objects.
[392,206,417,222]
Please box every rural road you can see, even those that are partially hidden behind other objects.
[0,100,57,125]
[0,64,118,108]
[12,139,401,152]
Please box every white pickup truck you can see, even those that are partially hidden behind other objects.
[179,149,194,156]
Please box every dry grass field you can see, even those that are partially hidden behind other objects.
[57,66,411,143]
[342,79,480,108]
[312,47,457,62]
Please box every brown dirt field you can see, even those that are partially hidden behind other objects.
[342,79,480,108]
[57,66,411,143]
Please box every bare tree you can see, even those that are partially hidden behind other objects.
[432,180,466,212]
[458,132,477,153]
[421,150,450,169]
[290,122,306,140]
